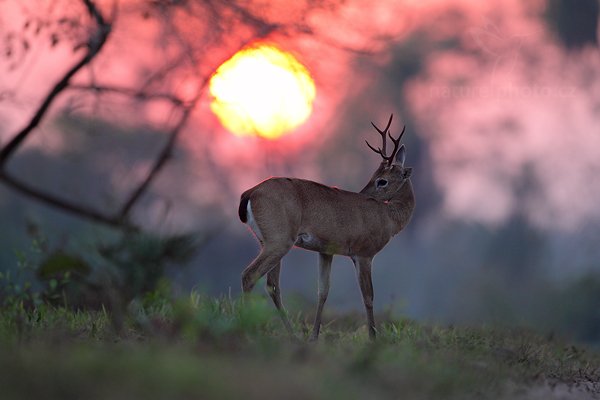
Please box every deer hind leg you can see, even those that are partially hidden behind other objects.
[266,262,294,335]
[309,253,333,341]
[352,256,376,340]
[241,242,292,294]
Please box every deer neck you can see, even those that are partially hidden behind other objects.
[386,179,415,234]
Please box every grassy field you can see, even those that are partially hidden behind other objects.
[1,294,599,400]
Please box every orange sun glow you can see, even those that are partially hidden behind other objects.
[209,44,316,140]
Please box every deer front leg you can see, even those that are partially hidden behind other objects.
[266,262,295,336]
[309,253,333,341]
[352,256,376,340]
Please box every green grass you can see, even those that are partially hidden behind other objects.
[0,295,599,400]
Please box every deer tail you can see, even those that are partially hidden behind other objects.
[238,189,253,223]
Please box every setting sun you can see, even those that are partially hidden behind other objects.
[209,44,316,140]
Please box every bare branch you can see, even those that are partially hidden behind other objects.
[225,1,281,36]
[0,0,309,229]
[0,169,133,230]
[68,83,185,106]
[117,109,191,218]
[0,0,112,167]
[0,0,124,229]
[117,29,276,220]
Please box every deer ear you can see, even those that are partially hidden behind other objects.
[395,145,406,166]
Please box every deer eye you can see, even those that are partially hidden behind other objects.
[376,178,388,188]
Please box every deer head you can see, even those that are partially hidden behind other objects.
[360,114,413,200]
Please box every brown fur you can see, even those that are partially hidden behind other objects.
[239,119,415,340]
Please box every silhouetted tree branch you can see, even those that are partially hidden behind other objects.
[68,84,185,106]
[118,103,194,219]
[0,169,132,229]
[0,0,120,228]
[118,28,277,219]
[0,0,111,167]
[0,0,342,230]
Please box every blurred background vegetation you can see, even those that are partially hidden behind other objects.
[0,0,599,357]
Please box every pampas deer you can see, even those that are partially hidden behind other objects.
[238,115,415,340]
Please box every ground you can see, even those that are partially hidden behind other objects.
[1,295,599,400]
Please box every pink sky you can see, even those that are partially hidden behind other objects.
[1,0,599,232]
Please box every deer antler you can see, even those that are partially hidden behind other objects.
[365,114,405,166]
